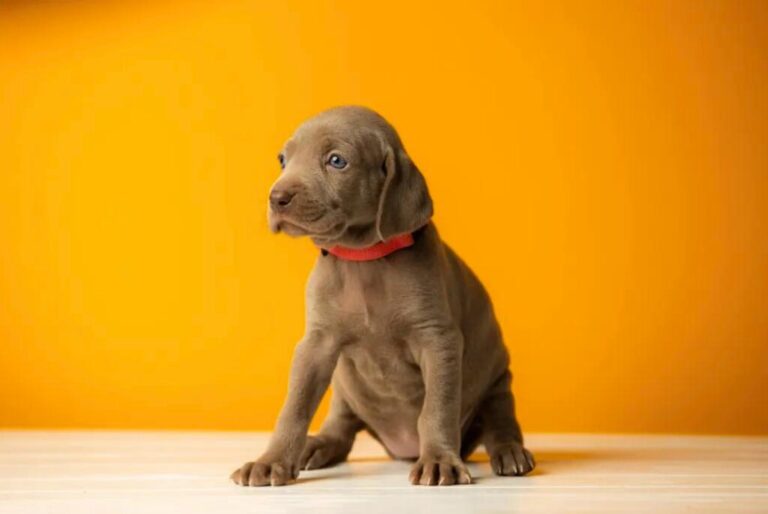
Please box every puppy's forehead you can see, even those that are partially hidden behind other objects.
[284,106,402,154]
[285,122,370,157]
[293,121,353,145]
[284,130,354,159]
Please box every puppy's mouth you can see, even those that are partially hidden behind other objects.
[268,210,344,239]
[272,218,311,236]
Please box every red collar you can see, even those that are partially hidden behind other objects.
[322,232,416,261]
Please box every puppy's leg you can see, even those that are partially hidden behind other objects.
[408,328,472,486]
[459,414,484,461]
[300,391,363,470]
[479,369,535,476]
[231,332,340,486]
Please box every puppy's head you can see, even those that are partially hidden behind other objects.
[268,106,433,248]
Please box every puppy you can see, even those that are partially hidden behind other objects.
[232,106,534,486]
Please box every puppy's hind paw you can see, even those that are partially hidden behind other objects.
[489,442,535,476]
[299,435,352,470]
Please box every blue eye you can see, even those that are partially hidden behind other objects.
[328,154,348,169]
[278,153,285,169]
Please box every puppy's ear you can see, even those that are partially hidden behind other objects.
[375,143,433,241]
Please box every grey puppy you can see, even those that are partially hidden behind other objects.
[231,106,534,487]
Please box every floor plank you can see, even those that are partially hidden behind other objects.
[1,431,766,513]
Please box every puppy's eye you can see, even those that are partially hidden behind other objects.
[328,154,348,169]
[278,153,286,169]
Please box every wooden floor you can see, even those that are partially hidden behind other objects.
[0,431,766,513]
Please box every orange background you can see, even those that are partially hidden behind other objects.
[1,1,766,434]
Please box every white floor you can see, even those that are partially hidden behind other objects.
[0,431,766,513]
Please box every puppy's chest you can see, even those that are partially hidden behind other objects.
[327,268,397,335]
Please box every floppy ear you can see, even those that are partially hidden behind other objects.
[375,144,433,241]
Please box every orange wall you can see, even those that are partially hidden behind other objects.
[1,0,766,434]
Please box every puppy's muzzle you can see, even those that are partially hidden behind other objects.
[269,188,296,213]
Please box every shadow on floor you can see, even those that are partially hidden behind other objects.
[343,449,604,480]
[470,449,604,477]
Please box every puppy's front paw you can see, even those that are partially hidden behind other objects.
[489,442,535,476]
[409,453,472,486]
[230,459,297,487]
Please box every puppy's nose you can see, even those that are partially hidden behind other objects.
[269,189,295,211]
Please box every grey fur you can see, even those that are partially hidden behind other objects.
[231,106,534,487]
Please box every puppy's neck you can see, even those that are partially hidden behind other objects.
[320,232,416,262]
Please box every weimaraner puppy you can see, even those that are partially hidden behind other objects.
[231,106,534,487]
